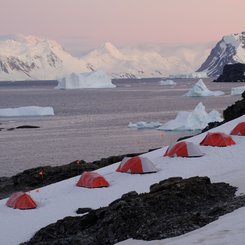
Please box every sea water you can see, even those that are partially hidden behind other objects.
[0,78,239,176]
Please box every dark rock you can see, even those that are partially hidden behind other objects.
[22,176,245,245]
[223,92,245,121]
[7,128,15,131]
[214,63,245,82]
[76,208,93,214]
[16,125,40,129]
[0,152,144,200]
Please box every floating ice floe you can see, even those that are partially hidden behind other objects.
[184,79,224,97]
[158,102,222,131]
[0,106,54,117]
[56,70,116,89]
[231,86,245,96]
[159,79,176,86]
[128,121,162,129]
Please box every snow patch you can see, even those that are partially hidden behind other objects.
[185,79,224,97]
[158,102,222,131]
[0,106,54,117]
[56,70,116,89]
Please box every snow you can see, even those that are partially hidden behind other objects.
[159,79,176,86]
[1,115,245,244]
[128,121,162,129]
[0,106,54,117]
[158,102,222,131]
[231,86,245,96]
[55,70,116,89]
[185,79,225,97]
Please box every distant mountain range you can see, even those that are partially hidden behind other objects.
[197,32,245,77]
[1,32,245,81]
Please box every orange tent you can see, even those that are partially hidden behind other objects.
[116,156,158,174]
[6,192,37,209]
[200,132,236,147]
[76,172,109,188]
[230,122,245,136]
[164,141,204,157]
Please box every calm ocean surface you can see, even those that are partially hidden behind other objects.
[0,78,240,176]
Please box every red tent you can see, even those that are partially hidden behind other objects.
[164,141,204,157]
[76,172,109,188]
[230,122,245,136]
[6,192,37,209]
[116,156,158,174]
[200,132,236,147]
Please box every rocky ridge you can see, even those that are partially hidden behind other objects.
[22,176,245,245]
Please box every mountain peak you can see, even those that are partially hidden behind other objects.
[97,42,125,59]
[197,31,245,76]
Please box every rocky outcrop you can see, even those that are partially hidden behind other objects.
[23,176,245,245]
[214,63,245,82]
[197,32,245,77]
[0,152,144,200]
[223,91,245,121]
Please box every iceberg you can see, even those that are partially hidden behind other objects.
[158,102,223,131]
[56,70,116,89]
[159,79,176,86]
[0,106,54,117]
[231,86,245,96]
[128,121,162,129]
[184,79,224,97]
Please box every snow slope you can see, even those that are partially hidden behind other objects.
[1,115,245,244]
[197,31,245,77]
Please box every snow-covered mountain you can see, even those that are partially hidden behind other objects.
[82,42,210,78]
[0,35,86,81]
[197,32,245,77]
[0,35,210,81]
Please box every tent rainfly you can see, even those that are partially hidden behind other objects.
[230,122,245,136]
[116,156,158,174]
[200,132,236,147]
[164,141,204,157]
[6,192,37,209]
[76,172,109,188]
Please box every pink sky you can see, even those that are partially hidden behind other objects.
[1,0,245,52]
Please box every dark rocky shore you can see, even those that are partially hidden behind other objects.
[0,151,159,200]
[22,176,245,245]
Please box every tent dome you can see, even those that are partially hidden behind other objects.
[76,172,109,188]
[230,122,245,136]
[200,132,236,147]
[116,156,158,174]
[164,141,204,157]
[6,192,37,209]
